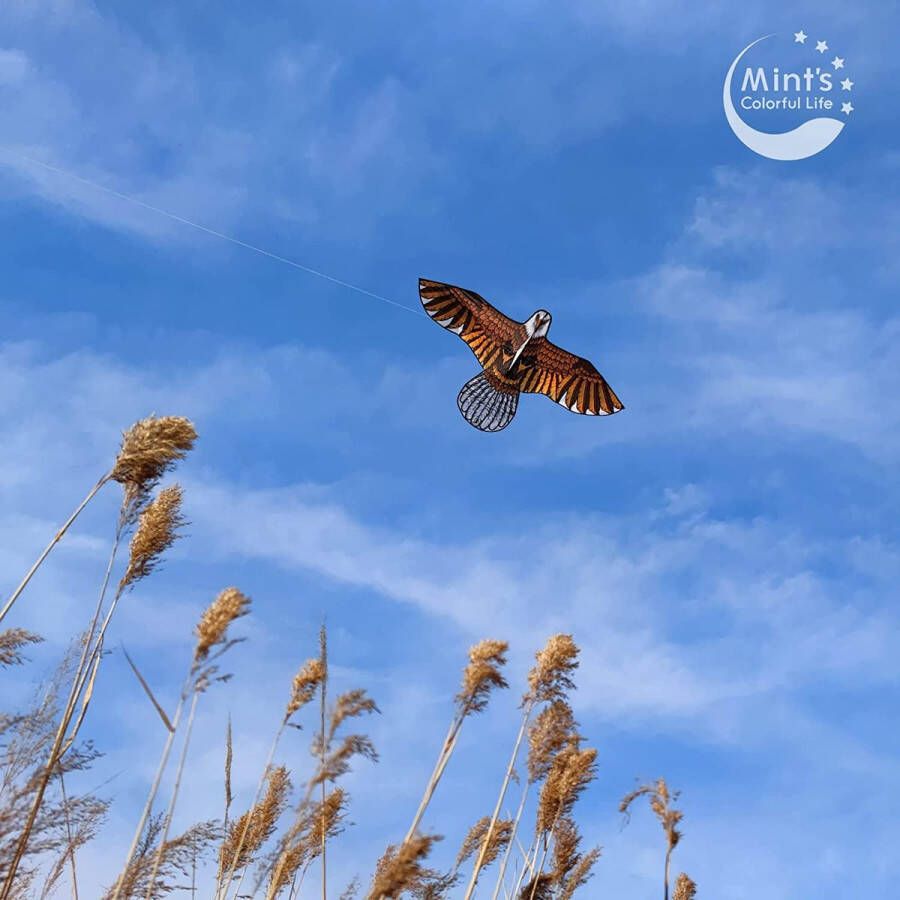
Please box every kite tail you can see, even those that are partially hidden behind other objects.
[457,372,519,432]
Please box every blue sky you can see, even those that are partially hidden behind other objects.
[1,0,899,897]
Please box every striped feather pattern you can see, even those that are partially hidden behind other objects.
[518,337,624,416]
[457,372,519,432]
[419,278,525,370]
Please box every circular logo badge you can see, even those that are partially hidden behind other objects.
[723,31,855,161]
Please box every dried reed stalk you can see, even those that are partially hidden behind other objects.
[102,816,218,900]
[465,635,578,900]
[0,638,108,897]
[0,474,109,627]
[318,626,328,900]
[264,633,377,900]
[142,690,202,900]
[519,737,597,900]
[403,640,508,850]
[0,512,129,899]
[218,649,324,900]
[620,778,684,900]
[215,717,234,889]
[115,588,250,900]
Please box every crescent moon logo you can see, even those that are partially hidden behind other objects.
[723,35,845,161]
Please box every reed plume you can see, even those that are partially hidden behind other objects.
[536,744,597,836]
[194,587,251,662]
[527,702,577,784]
[112,416,197,513]
[550,816,600,900]
[220,766,291,874]
[487,636,580,900]
[456,816,513,874]
[672,872,697,900]
[518,874,552,900]
[119,486,186,590]
[620,778,684,900]
[286,658,327,719]
[457,640,509,714]
[266,788,348,898]
[0,630,42,668]
[104,817,218,900]
[368,835,442,900]
[527,635,580,704]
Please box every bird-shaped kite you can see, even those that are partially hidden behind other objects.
[419,278,624,432]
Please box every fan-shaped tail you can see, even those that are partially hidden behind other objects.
[457,372,519,432]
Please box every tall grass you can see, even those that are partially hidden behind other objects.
[0,416,697,898]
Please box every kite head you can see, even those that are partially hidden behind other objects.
[527,310,552,338]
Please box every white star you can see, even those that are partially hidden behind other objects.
[841,77,854,91]
[816,40,829,53]
[794,30,808,43]
[841,101,854,115]
[832,56,845,69]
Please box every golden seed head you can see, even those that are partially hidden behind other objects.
[619,778,684,850]
[536,744,597,835]
[194,587,251,661]
[307,787,348,854]
[527,634,579,704]
[368,834,441,899]
[219,765,290,872]
[120,485,186,590]
[456,816,513,872]
[551,816,580,884]
[672,873,697,900]
[557,846,602,900]
[519,874,554,900]
[112,416,197,488]
[329,688,378,735]
[528,701,577,784]
[0,629,42,668]
[456,816,490,868]
[457,639,509,715]
[268,788,348,894]
[286,657,326,719]
[314,734,378,785]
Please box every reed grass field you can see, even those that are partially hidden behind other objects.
[0,416,696,899]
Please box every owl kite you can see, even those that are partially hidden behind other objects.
[419,278,624,432]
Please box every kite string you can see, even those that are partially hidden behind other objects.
[0,147,423,316]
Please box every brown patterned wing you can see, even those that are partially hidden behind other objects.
[419,278,526,370]
[519,337,624,416]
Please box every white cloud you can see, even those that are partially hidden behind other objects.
[0,0,428,242]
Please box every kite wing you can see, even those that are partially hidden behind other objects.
[519,337,624,416]
[419,278,526,370]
